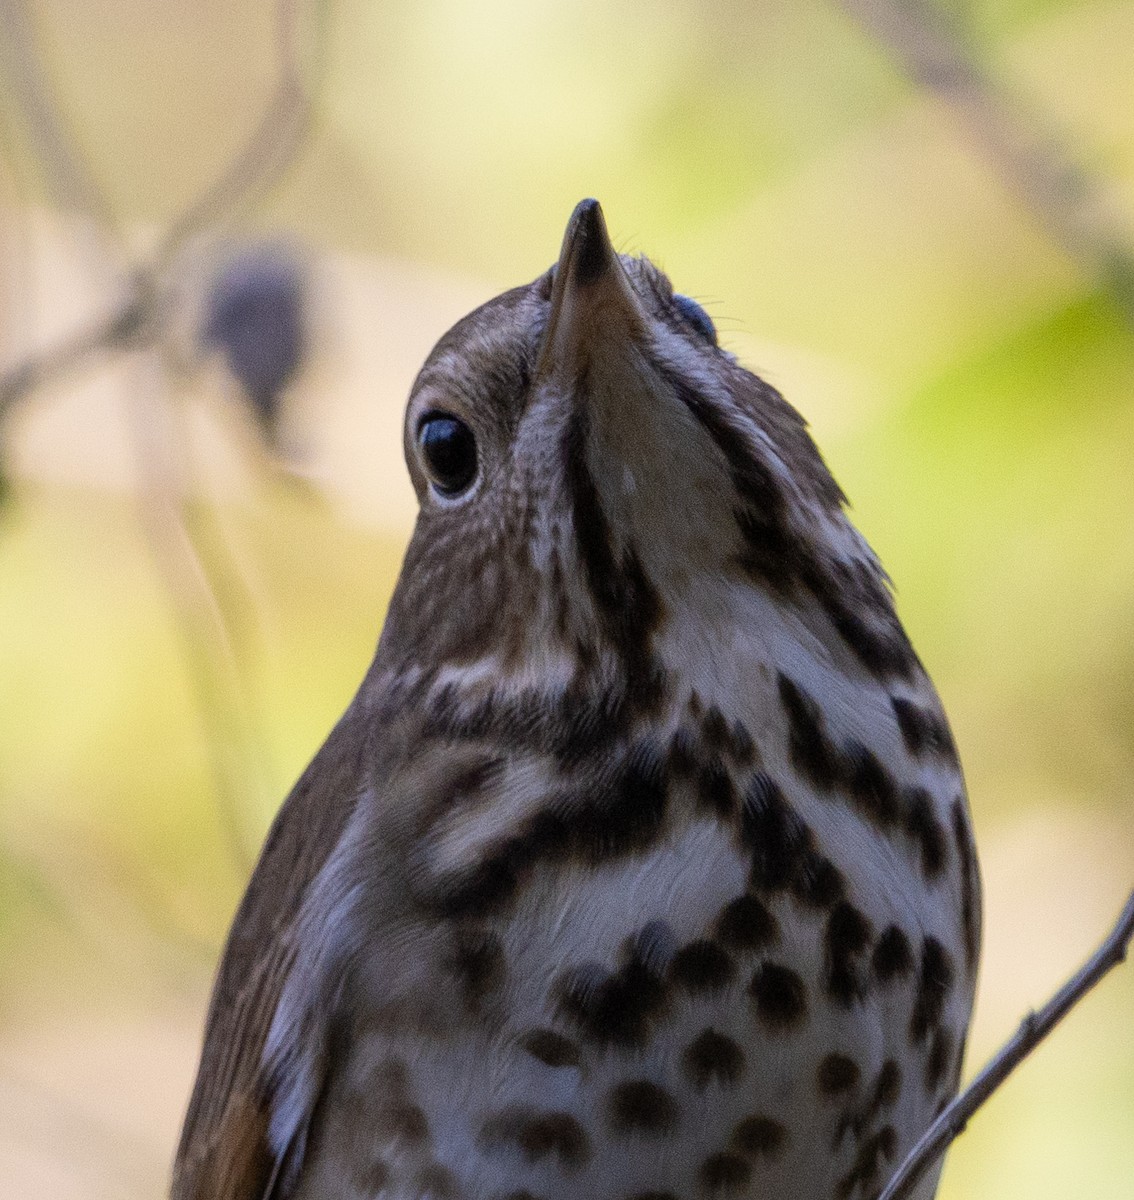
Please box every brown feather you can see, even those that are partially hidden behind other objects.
[171,702,371,1200]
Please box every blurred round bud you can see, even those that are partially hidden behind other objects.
[201,243,308,444]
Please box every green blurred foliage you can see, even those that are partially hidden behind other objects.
[0,0,1132,1196]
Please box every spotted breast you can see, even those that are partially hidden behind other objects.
[171,199,981,1200]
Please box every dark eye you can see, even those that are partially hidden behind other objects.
[418,413,478,496]
[673,294,717,345]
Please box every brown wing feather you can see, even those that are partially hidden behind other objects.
[172,702,371,1200]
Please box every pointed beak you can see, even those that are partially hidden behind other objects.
[536,199,648,384]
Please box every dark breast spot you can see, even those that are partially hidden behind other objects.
[437,740,672,918]
[479,1109,591,1170]
[748,962,808,1030]
[695,759,738,818]
[519,1029,582,1069]
[873,1124,900,1161]
[824,901,874,1007]
[904,788,949,880]
[952,796,981,971]
[843,741,902,827]
[791,850,846,909]
[667,725,743,816]
[421,676,627,767]
[891,695,957,760]
[835,1125,898,1200]
[739,776,848,908]
[374,1102,429,1144]
[670,940,736,994]
[624,919,678,972]
[436,853,522,920]
[714,894,780,952]
[872,925,914,984]
[869,1059,902,1112]
[741,773,809,893]
[702,704,730,751]
[816,1053,861,1096]
[693,707,758,767]
[730,719,757,765]
[698,1152,752,1193]
[667,725,699,777]
[357,1159,390,1191]
[909,936,955,1044]
[682,1028,746,1091]
[773,675,931,847]
[517,1114,590,1169]
[818,563,920,684]
[730,1114,788,1158]
[441,756,506,809]
[413,1164,458,1197]
[447,928,506,1006]
[554,954,667,1049]
[606,1080,681,1136]
[555,961,610,1021]
[777,675,842,790]
[584,738,671,860]
[925,1028,956,1094]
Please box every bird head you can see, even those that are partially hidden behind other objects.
[377,200,915,710]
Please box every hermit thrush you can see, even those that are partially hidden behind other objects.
[172,200,980,1200]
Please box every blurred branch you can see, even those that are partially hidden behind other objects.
[879,887,1134,1200]
[837,0,1134,323]
[0,0,325,419]
[155,0,324,264]
[0,283,150,419]
[0,105,37,501]
[0,0,129,432]
[0,0,326,867]
[0,0,118,233]
[126,355,269,870]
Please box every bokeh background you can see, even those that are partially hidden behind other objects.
[1,0,1132,1196]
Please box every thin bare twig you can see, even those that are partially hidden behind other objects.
[879,888,1134,1200]
[837,0,1134,322]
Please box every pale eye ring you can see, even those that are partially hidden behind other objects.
[673,293,717,345]
[417,412,478,497]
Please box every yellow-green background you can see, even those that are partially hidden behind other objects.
[0,1,1132,1196]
